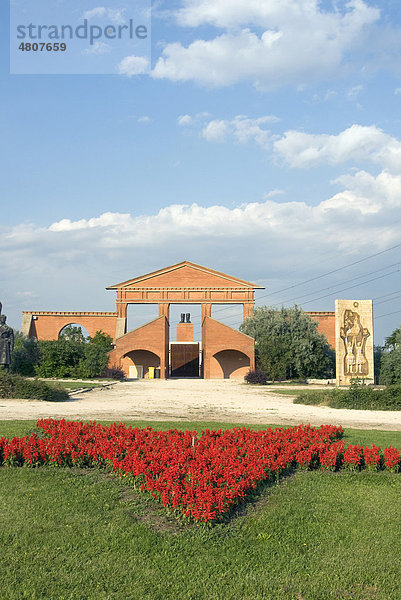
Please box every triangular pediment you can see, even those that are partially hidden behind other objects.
[107,261,263,290]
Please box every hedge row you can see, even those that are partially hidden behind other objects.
[294,383,401,411]
[0,372,69,402]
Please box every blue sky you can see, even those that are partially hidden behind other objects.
[1,0,401,344]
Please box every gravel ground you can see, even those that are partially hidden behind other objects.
[0,379,400,430]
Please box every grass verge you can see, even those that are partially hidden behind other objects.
[0,373,69,402]
[0,420,401,599]
[0,465,400,599]
[293,384,401,411]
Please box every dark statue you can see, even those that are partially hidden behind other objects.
[0,304,14,373]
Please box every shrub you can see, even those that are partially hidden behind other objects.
[103,366,125,380]
[74,344,110,378]
[88,330,114,351]
[10,334,40,376]
[244,369,268,385]
[35,339,85,378]
[241,305,335,380]
[0,372,69,401]
[379,327,401,385]
[294,381,401,411]
[34,331,113,379]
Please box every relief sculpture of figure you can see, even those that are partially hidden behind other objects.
[0,311,14,373]
[340,309,370,377]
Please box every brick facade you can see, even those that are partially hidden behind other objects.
[21,262,337,379]
[21,311,117,340]
[307,311,335,348]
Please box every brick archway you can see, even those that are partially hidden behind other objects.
[212,349,251,379]
[21,311,117,341]
[21,263,262,380]
[122,349,161,379]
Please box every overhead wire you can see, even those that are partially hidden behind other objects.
[163,241,401,333]
[193,241,401,320]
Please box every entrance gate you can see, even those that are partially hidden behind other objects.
[170,343,200,378]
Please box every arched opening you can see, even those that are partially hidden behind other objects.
[213,349,250,379]
[122,349,161,379]
[58,323,90,341]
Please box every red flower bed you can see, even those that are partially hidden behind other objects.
[0,419,399,522]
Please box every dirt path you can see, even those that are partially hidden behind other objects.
[1,379,400,430]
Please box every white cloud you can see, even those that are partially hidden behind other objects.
[138,116,152,123]
[152,1,380,89]
[117,55,150,76]
[175,0,376,30]
[83,7,126,24]
[274,124,401,172]
[264,189,284,199]
[83,7,106,20]
[6,176,400,267]
[82,42,111,55]
[201,115,277,146]
[324,90,338,101]
[347,84,363,99]
[395,87,401,95]
[177,114,193,126]
[3,180,401,340]
[321,170,401,215]
[178,113,278,145]
[201,119,230,142]
[107,8,126,25]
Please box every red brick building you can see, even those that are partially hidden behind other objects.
[21,261,335,379]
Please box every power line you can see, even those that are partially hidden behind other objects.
[213,266,401,324]
[298,268,401,306]
[375,293,401,306]
[254,241,401,301]
[280,262,401,305]
[375,309,401,319]
[373,289,401,301]
[160,240,401,328]
[190,241,401,321]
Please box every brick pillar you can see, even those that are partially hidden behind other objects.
[116,303,127,339]
[177,322,194,342]
[159,303,170,320]
[243,303,254,320]
[201,303,211,322]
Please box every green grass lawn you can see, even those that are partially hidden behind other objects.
[270,388,333,396]
[272,386,401,411]
[1,420,401,600]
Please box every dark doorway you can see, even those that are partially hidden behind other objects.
[170,343,200,377]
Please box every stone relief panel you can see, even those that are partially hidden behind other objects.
[335,300,374,385]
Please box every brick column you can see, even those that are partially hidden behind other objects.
[243,303,254,320]
[159,303,170,320]
[115,303,127,339]
[201,303,211,322]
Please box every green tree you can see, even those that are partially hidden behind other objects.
[379,326,401,385]
[240,305,335,381]
[35,339,85,378]
[374,345,383,384]
[59,325,86,343]
[34,330,113,379]
[88,330,113,351]
[76,344,111,378]
[10,332,40,376]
